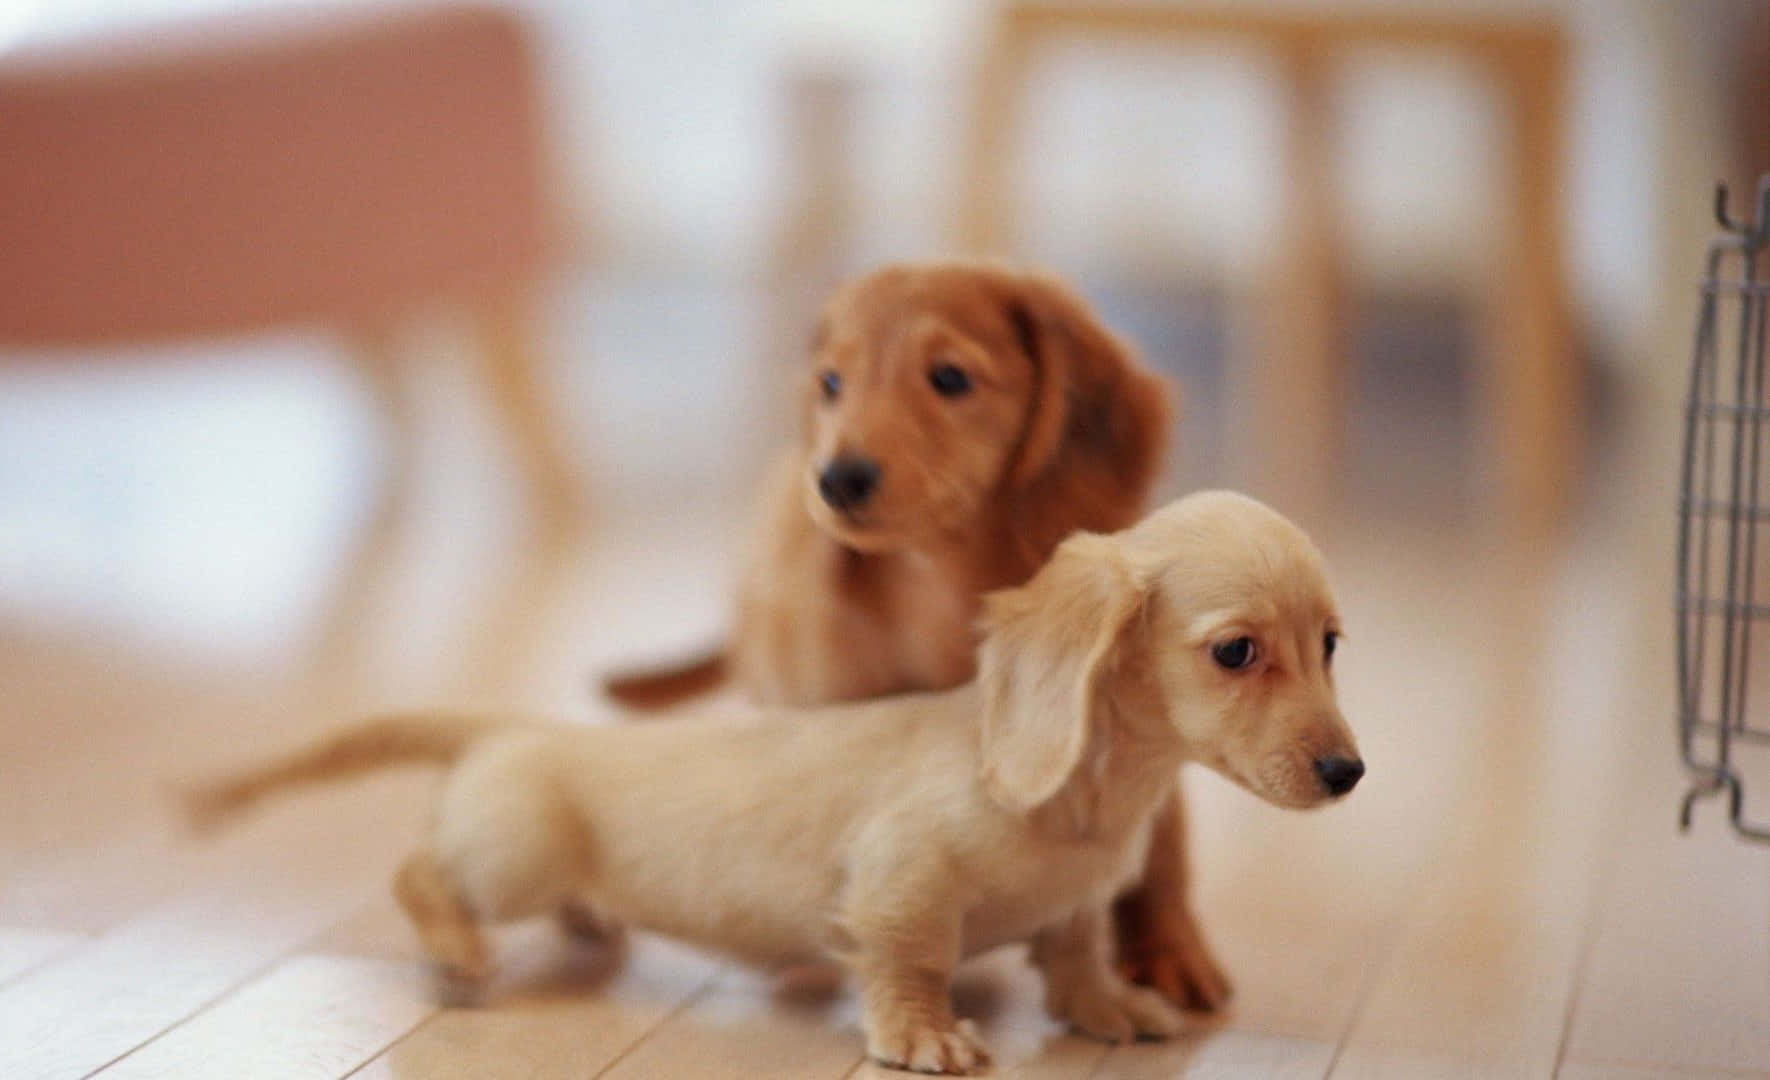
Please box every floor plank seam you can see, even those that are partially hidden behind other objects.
[338,1006,445,1079]
[1316,874,1426,1079]
[1560,1055,1770,1078]
[586,963,728,1079]
[1549,835,1623,1078]
[76,891,387,1079]
[77,975,260,1080]
[0,935,85,993]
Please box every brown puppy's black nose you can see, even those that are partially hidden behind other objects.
[1314,756,1364,796]
[818,457,880,511]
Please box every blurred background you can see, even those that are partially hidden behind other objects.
[0,0,1760,687]
[2,2,1769,1075]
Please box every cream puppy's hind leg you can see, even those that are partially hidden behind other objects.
[1034,907,1185,1043]
[398,738,591,998]
[556,897,627,951]
[395,850,491,997]
[430,739,588,921]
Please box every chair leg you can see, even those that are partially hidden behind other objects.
[757,66,859,471]
[954,11,1041,254]
[1240,47,1347,535]
[352,322,422,504]
[1484,40,1578,541]
[469,290,587,531]
[304,323,420,693]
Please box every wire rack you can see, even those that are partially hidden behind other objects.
[1677,175,1770,841]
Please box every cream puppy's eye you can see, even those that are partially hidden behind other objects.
[1324,631,1339,663]
[819,370,841,401]
[1211,637,1257,670]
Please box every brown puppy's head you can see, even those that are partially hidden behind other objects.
[977,491,1361,814]
[799,260,1171,554]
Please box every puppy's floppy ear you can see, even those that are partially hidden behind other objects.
[997,272,1175,555]
[1001,273,1173,493]
[977,532,1145,813]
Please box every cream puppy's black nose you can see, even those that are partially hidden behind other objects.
[818,457,880,511]
[1314,756,1364,796]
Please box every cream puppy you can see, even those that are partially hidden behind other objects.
[186,491,1361,1075]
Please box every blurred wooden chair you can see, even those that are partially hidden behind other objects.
[956,2,1577,536]
[0,2,583,527]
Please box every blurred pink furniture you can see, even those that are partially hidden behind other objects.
[0,3,582,522]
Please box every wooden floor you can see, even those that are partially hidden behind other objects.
[2,334,1768,1079]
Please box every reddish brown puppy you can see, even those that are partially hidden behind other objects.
[606,259,1228,1010]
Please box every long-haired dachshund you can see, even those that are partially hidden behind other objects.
[191,492,1362,1074]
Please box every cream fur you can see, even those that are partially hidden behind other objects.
[184,490,1359,1075]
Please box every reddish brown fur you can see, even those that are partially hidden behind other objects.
[608,259,1172,707]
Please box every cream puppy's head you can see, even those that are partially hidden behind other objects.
[977,490,1361,813]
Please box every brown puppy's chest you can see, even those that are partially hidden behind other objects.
[811,544,981,702]
[857,547,981,693]
[737,536,993,706]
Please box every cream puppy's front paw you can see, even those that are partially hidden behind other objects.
[1055,982,1185,1044]
[867,1017,993,1075]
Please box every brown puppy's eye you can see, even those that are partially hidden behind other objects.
[928,363,971,397]
[819,370,841,401]
[1324,631,1339,663]
[1211,637,1257,670]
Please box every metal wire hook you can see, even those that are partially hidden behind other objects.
[1757,175,1770,245]
[1678,771,1725,830]
[1713,182,1738,232]
[1713,179,1770,244]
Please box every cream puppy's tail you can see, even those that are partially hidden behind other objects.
[179,711,523,831]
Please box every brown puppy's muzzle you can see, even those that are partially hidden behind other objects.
[817,456,881,514]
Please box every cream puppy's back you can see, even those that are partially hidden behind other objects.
[431,689,987,966]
